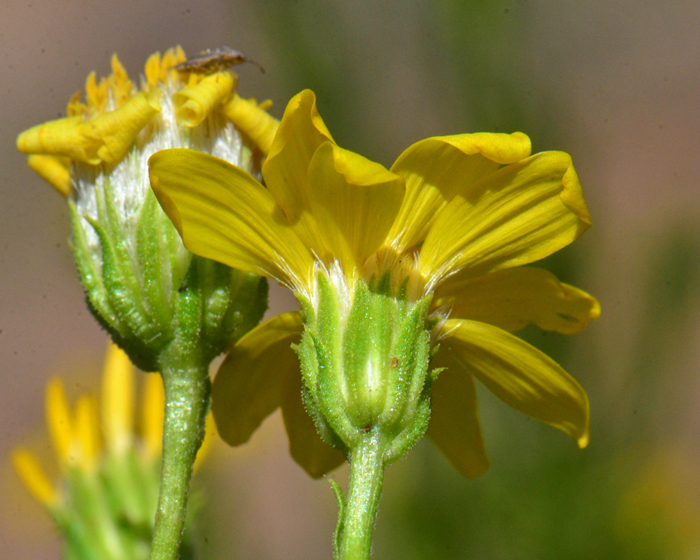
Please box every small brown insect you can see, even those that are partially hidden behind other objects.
[174,46,265,74]
[390,357,399,369]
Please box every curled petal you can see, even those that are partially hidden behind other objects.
[17,116,99,163]
[213,312,303,446]
[173,71,235,127]
[18,92,161,166]
[389,132,531,250]
[426,362,489,478]
[420,151,591,283]
[439,319,590,447]
[149,148,314,289]
[221,93,280,155]
[307,141,405,273]
[435,267,600,334]
[80,91,161,165]
[26,155,72,196]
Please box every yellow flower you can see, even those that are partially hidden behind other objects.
[11,342,215,560]
[16,48,272,373]
[149,89,599,478]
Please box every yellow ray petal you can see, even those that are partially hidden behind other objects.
[45,377,73,468]
[263,89,333,219]
[389,132,531,251]
[262,89,334,254]
[142,373,165,460]
[26,155,72,197]
[101,343,134,455]
[17,116,99,164]
[425,364,489,478]
[281,367,345,478]
[80,90,161,165]
[173,71,235,127]
[434,267,601,335]
[221,93,279,155]
[212,312,304,446]
[12,449,58,507]
[17,91,161,166]
[74,394,101,471]
[439,319,590,447]
[149,148,313,290]
[420,151,591,284]
[306,141,405,273]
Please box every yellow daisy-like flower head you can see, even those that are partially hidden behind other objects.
[12,342,215,560]
[149,89,599,478]
[17,48,272,372]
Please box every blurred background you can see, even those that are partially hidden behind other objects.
[2,0,700,558]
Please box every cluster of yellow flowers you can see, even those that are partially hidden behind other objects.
[15,47,599,560]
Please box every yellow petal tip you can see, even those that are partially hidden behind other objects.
[560,157,592,227]
[148,154,184,235]
[12,449,58,507]
[577,430,590,449]
[26,154,72,197]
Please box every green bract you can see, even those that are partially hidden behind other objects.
[297,271,435,464]
[70,188,267,373]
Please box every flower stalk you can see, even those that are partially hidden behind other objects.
[151,363,210,560]
[335,431,386,560]
[150,259,212,560]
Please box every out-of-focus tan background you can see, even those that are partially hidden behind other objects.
[3,1,700,558]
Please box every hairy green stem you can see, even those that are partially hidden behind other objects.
[149,354,210,560]
[337,433,386,560]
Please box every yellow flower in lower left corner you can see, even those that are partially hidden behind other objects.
[11,342,214,560]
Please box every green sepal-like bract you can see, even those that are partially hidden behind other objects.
[70,187,268,373]
[297,270,433,466]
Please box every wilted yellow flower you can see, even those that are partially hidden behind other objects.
[16,48,271,374]
[149,89,599,480]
